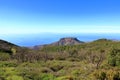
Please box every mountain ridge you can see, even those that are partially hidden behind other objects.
[50,37,84,46]
[0,38,117,50]
[32,37,84,50]
[0,39,20,53]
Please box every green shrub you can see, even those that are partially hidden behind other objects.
[0,52,10,61]
[0,61,17,67]
[56,75,74,80]
[39,73,55,80]
[23,73,55,80]
[6,75,23,80]
[108,48,120,67]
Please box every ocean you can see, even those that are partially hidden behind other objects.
[0,33,120,46]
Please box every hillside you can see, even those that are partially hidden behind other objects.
[0,38,120,80]
[0,39,20,53]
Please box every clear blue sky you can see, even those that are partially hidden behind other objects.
[0,0,120,34]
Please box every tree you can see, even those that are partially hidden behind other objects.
[87,49,105,69]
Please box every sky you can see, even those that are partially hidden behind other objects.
[0,0,120,34]
[1,0,120,46]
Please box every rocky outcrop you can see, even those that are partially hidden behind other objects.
[51,37,84,46]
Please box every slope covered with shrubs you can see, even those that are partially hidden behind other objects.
[0,39,120,80]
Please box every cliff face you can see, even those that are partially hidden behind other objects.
[51,37,84,46]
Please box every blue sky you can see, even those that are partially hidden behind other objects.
[0,0,120,34]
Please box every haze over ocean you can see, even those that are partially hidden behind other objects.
[0,0,120,46]
[0,33,120,46]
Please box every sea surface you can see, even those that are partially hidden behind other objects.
[0,33,120,47]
